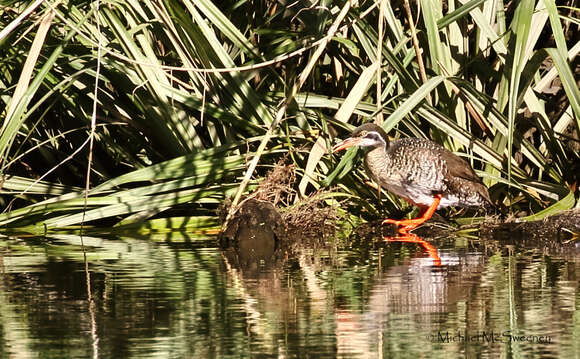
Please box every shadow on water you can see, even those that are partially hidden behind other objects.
[0,213,579,358]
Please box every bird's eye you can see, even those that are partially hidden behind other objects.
[366,133,378,141]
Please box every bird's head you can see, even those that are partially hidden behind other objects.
[332,123,390,152]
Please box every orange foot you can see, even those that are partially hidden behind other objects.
[382,194,442,234]
[384,233,441,266]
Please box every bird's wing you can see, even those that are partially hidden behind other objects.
[441,149,483,184]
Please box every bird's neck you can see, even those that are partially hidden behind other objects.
[364,145,391,176]
[366,144,389,159]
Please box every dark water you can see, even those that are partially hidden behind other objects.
[1,231,579,358]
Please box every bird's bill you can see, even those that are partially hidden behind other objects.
[332,137,361,152]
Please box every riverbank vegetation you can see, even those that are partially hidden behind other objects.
[0,0,578,234]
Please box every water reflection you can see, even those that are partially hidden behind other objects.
[0,231,579,358]
[383,233,442,266]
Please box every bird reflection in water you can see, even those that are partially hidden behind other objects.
[383,233,441,266]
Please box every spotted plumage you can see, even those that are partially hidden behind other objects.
[364,136,491,209]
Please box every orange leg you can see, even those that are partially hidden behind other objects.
[382,194,442,234]
[384,233,441,266]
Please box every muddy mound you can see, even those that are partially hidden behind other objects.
[220,161,341,244]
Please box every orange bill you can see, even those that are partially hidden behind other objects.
[332,137,361,152]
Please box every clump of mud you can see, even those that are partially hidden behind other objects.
[219,160,341,243]
[282,190,340,238]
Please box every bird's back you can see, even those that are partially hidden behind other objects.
[365,138,491,208]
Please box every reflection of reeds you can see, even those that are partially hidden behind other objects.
[1,232,578,357]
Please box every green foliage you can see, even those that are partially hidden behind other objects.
[0,0,578,231]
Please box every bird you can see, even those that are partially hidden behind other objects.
[332,123,492,233]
